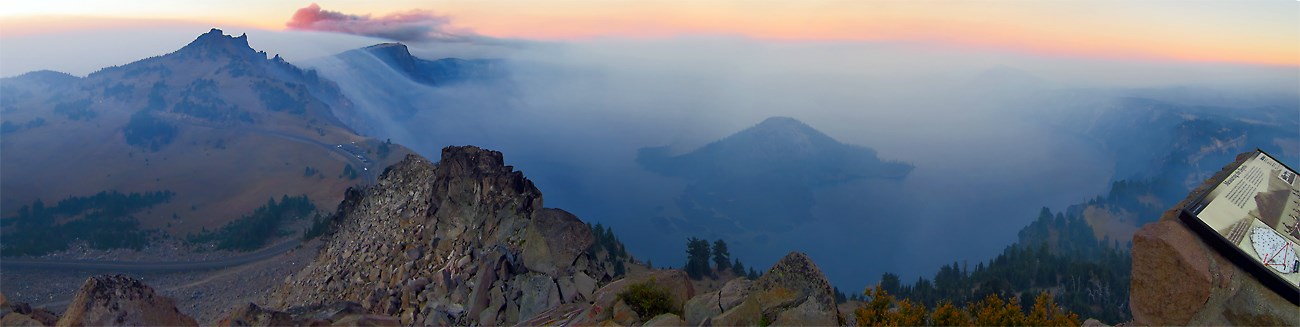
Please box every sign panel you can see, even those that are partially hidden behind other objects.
[1183,150,1300,302]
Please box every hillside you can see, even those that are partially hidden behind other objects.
[301,42,505,135]
[0,29,412,254]
[1051,96,1299,248]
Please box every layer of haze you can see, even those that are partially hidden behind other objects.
[3,26,1296,292]
[305,35,1296,292]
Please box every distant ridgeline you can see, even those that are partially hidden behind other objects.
[637,117,913,235]
[871,94,1300,325]
[0,190,174,256]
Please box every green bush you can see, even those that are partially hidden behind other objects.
[617,279,679,319]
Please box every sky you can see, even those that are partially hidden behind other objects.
[2,1,1298,67]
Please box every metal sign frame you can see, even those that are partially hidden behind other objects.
[1180,149,1300,305]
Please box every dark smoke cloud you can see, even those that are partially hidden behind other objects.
[286,3,471,42]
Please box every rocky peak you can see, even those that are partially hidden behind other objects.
[175,28,263,61]
[348,42,442,85]
[273,146,607,326]
[435,145,515,181]
[363,43,417,70]
[55,274,198,327]
[734,117,835,154]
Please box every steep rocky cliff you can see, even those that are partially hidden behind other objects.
[1130,151,1299,325]
[272,146,613,325]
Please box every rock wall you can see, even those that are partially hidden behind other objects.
[1130,151,1299,325]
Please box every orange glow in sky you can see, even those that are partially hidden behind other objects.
[2,1,1297,66]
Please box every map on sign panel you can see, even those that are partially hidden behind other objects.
[1251,226,1299,274]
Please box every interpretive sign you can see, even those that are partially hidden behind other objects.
[1183,149,1300,303]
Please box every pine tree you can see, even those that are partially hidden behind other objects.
[712,239,731,272]
[732,258,746,278]
[684,237,711,279]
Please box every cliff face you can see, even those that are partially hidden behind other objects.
[1130,151,1298,325]
[272,146,611,325]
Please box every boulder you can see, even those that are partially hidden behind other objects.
[610,300,641,326]
[329,314,399,326]
[557,277,581,303]
[215,303,299,326]
[703,252,840,326]
[1130,151,1299,326]
[643,313,687,327]
[55,275,197,327]
[513,303,587,326]
[683,277,755,325]
[216,301,368,326]
[710,298,762,326]
[573,272,598,300]
[773,295,838,326]
[754,252,836,310]
[682,291,721,326]
[522,209,595,276]
[515,274,562,322]
[717,278,754,311]
[1,314,45,327]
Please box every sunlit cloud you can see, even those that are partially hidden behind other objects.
[285,3,473,42]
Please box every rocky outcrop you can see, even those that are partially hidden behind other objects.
[519,252,841,326]
[683,278,753,325]
[516,270,695,326]
[54,275,197,327]
[215,303,301,326]
[273,146,610,326]
[1131,151,1299,326]
[215,302,400,326]
[683,252,841,326]
[743,251,841,326]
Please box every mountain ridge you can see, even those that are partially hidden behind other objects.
[0,29,410,255]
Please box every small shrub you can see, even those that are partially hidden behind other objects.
[617,279,678,319]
